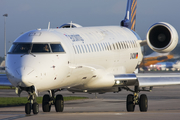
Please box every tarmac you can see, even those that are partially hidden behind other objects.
[0,85,180,120]
[1,73,180,119]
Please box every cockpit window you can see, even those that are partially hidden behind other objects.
[31,44,50,53]
[8,43,65,54]
[50,44,65,52]
[9,43,31,53]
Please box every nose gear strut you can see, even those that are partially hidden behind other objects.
[16,85,39,114]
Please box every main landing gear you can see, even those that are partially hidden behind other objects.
[16,86,64,115]
[42,90,64,113]
[123,86,150,112]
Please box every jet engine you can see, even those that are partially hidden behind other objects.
[146,22,178,53]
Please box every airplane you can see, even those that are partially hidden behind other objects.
[149,62,175,71]
[0,61,5,70]
[139,52,174,69]
[173,61,180,70]
[1,0,179,115]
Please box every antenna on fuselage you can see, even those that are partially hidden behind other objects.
[70,21,72,28]
[48,22,50,30]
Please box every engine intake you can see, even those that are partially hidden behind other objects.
[147,22,178,53]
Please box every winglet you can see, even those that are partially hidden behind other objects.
[121,0,137,31]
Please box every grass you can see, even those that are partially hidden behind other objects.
[0,96,88,107]
[0,86,15,89]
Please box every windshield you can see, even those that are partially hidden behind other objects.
[8,43,65,54]
[31,44,50,53]
[50,44,65,52]
[9,43,31,53]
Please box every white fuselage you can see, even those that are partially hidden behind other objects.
[6,26,143,92]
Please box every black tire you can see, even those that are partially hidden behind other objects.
[42,94,51,112]
[32,102,39,114]
[126,94,135,112]
[55,94,64,112]
[25,103,31,114]
[139,94,148,112]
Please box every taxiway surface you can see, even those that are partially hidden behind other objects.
[0,85,180,120]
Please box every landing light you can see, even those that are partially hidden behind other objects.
[115,80,127,86]
[115,80,122,85]
[115,80,120,85]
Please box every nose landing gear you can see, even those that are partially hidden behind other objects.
[16,86,39,115]
[16,87,64,115]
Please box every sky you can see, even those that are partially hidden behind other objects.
[0,0,180,57]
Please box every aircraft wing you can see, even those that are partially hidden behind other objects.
[137,73,180,87]
[0,74,12,86]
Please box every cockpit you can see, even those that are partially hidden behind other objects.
[8,43,65,54]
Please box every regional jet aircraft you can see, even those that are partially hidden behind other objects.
[1,0,179,114]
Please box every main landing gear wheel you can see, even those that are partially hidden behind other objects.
[55,94,64,112]
[139,94,148,112]
[126,94,135,112]
[42,94,51,112]
[25,103,31,114]
[124,86,149,112]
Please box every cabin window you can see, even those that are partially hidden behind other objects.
[84,45,88,53]
[101,43,104,51]
[89,44,93,52]
[98,43,102,51]
[95,44,99,51]
[124,41,127,49]
[81,45,85,53]
[75,45,79,54]
[78,45,82,53]
[87,44,90,52]
[124,42,127,49]
[118,42,121,49]
[105,43,109,50]
[73,46,76,54]
[92,44,96,52]
[125,41,129,48]
[116,43,119,49]
[113,44,116,50]
[121,42,124,49]
[102,43,106,50]
[108,42,112,50]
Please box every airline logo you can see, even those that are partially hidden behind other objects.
[130,0,137,31]
[64,34,84,42]
[130,52,138,59]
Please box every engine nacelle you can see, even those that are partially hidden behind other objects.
[146,22,178,53]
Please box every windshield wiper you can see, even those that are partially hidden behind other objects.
[21,50,36,57]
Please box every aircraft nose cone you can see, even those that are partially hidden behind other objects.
[15,67,36,87]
